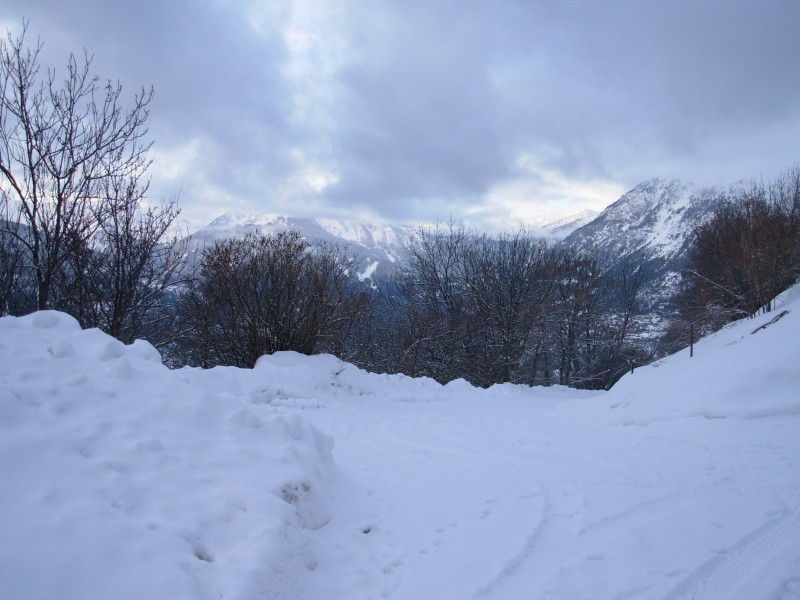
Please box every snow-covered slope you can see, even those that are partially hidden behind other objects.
[560,178,728,314]
[186,209,599,284]
[533,208,600,239]
[0,313,340,599]
[188,214,415,283]
[196,213,412,257]
[1,288,799,597]
[562,178,725,261]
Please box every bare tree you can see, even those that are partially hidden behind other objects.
[596,248,652,386]
[57,172,188,344]
[388,221,472,382]
[550,252,604,387]
[0,23,153,311]
[672,166,800,345]
[177,232,368,368]
[0,190,27,314]
[382,222,648,389]
[463,230,553,385]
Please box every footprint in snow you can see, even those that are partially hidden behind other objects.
[586,552,606,561]
[781,578,800,599]
[382,558,404,574]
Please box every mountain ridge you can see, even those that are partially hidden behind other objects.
[187,209,599,282]
[558,177,730,319]
[186,179,732,318]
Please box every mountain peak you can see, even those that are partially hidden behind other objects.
[540,208,600,237]
[207,212,284,229]
[188,214,416,280]
[602,178,690,219]
[569,178,725,253]
[559,177,729,316]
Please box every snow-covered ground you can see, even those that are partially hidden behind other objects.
[1,288,799,599]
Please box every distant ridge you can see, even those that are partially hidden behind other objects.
[535,208,599,238]
[187,180,730,314]
[559,177,729,317]
[187,209,599,282]
[187,214,416,284]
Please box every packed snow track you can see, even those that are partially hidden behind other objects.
[1,286,799,599]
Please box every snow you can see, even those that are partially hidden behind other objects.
[564,178,727,263]
[190,214,413,274]
[316,218,406,249]
[356,260,380,283]
[1,286,800,599]
[199,213,413,254]
[206,211,284,229]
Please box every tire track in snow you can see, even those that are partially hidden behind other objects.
[472,489,550,598]
[467,406,684,598]
[472,488,701,599]
[663,509,800,600]
[578,491,682,538]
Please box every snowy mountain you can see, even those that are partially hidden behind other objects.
[559,178,729,315]
[531,208,599,239]
[2,285,799,599]
[188,213,416,283]
[187,210,596,284]
[194,213,411,256]
[561,178,726,260]
[185,184,728,318]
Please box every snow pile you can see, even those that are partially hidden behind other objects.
[609,286,800,423]
[1,286,799,599]
[0,312,336,599]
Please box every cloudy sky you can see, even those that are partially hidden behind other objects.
[2,1,798,231]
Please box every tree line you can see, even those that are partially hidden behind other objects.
[371,223,650,388]
[667,167,800,345]
[173,231,372,368]
[2,25,798,390]
[0,24,186,346]
[168,223,651,389]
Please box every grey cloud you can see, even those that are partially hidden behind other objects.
[1,1,295,199]
[325,2,514,218]
[324,0,800,218]
[501,2,800,175]
[2,1,798,225]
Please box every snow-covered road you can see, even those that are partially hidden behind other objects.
[302,386,800,599]
[1,287,799,599]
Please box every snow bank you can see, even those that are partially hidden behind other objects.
[1,284,799,600]
[0,311,506,600]
[0,312,335,600]
[607,287,800,424]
